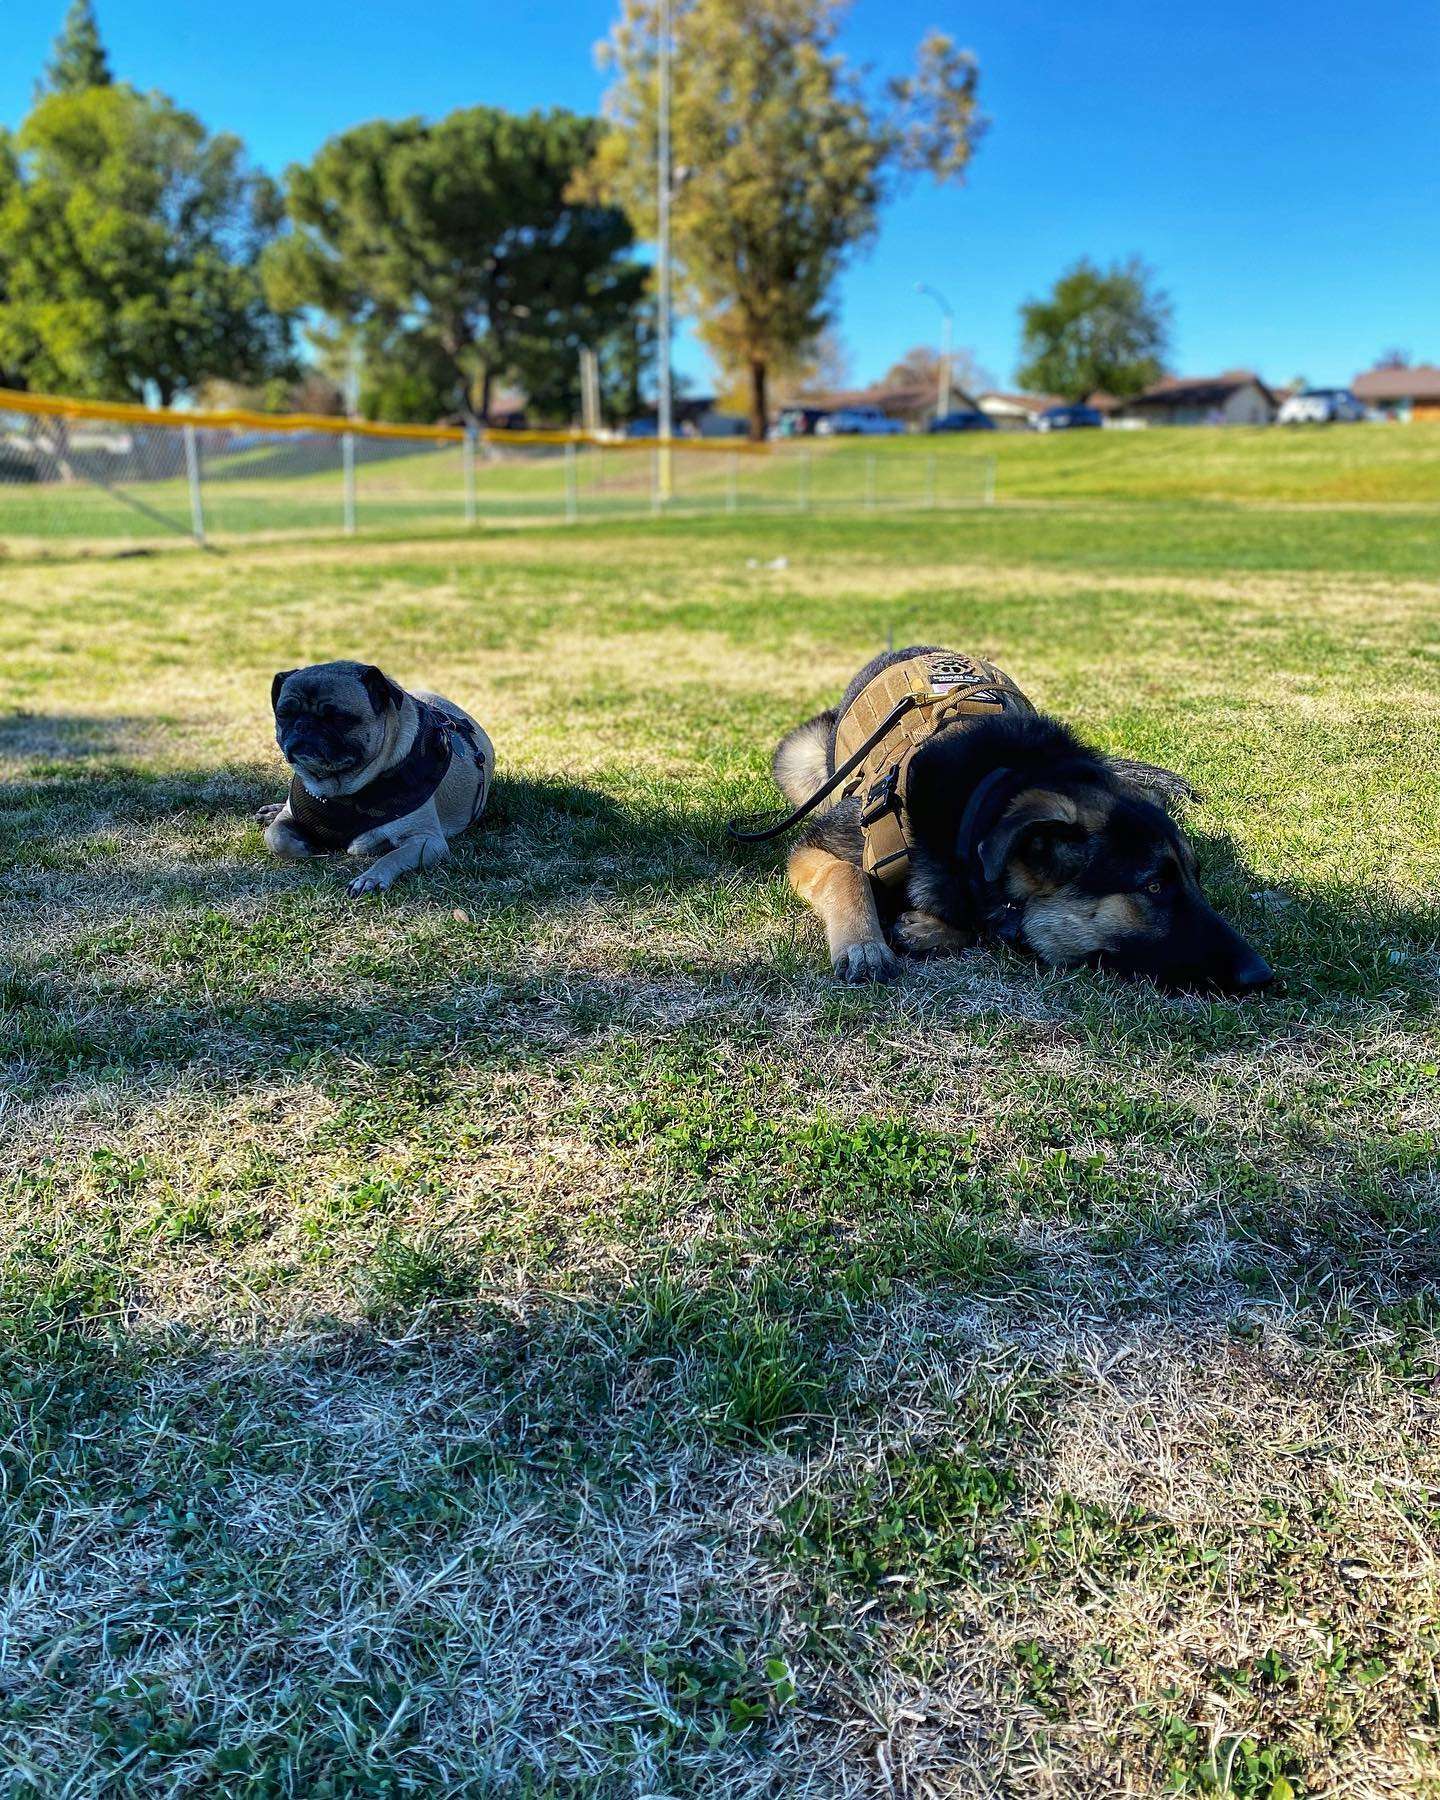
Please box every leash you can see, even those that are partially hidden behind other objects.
[724,693,925,844]
[726,673,1021,847]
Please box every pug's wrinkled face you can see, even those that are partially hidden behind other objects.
[271,661,404,792]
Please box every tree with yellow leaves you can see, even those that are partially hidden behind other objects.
[588,0,985,439]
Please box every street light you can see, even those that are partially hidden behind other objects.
[915,283,954,423]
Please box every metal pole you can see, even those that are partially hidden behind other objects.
[342,431,356,535]
[926,451,936,510]
[343,333,361,536]
[797,444,810,512]
[940,311,953,420]
[984,454,997,506]
[866,452,877,511]
[565,440,578,523]
[182,423,205,546]
[727,450,738,513]
[656,0,674,503]
[463,428,477,526]
[916,283,954,423]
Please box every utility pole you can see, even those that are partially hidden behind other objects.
[916,283,954,423]
[656,0,674,502]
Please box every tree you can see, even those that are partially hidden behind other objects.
[590,0,986,439]
[881,343,993,401]
[715,327,850,415]
[263,108,646,424]
[1016,257,1170,402]
[1376,347,1411,369]
[39,0,112,97]
[0,84,290,403]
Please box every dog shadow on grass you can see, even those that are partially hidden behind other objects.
[1,733,1435,1089]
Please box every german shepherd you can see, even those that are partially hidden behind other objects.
[773,646,1273,993]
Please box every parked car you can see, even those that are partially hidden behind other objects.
[927,410,996,433]
[815,406,905,437]
[1033,404,1103,432]
[1276,387,1366,425]
[774,406,830,438]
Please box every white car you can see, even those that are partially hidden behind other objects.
[815,405,905,437]
[1276,387,1367,424]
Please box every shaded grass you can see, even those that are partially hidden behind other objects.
[0,502,1436,1794]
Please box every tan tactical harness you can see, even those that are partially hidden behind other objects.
[832,651,1035,887]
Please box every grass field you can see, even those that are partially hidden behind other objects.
[2,421,1439,550]
[2,495,1438,1795]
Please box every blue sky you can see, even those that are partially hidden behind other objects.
[6,0,1437,391]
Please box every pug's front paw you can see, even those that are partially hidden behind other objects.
[346,827,395,856]
[346,868,393,898]
[254,802,286,826]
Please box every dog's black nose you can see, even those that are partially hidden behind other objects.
[1229,949,1274,993]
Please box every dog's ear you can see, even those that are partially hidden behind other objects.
[979,791,1081,885]
[1106,756,1199,813]
[359,665,406,716]
[270,670,297,714]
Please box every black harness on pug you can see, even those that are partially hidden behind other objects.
[288,700,466,851]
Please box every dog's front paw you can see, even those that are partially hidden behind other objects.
[892,910,967,960]
[833,940,900,984]
[346,869,393,899]
[254,802,285,826]
[346,827,394,856]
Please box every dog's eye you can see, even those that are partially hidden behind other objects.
[1146,879,1163,895]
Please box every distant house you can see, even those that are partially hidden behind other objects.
[976,391,1059,430]
[1352,364,1440,423]
[789,375,981,430]
[1120,371,1277,427]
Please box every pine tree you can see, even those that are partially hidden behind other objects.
[40,0,113,97]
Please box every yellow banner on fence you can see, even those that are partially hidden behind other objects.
[0,386,768,452]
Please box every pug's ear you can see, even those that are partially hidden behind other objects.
[978,791,1080,885]
[270,670,298,714]
[360,665,406,716]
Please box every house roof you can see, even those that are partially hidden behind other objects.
[1127,370,1276,410]
[795,378,981,417]
[977,390,1058,414]
[1353,364,1440,401]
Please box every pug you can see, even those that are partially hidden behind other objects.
[258,661,493,896]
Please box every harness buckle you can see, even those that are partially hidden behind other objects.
[859,766,899,827]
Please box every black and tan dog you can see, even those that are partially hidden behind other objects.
[259,661,492,896]
[767,645,1272,993]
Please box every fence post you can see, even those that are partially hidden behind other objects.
[182,423,205,546]
[865,452,877,512]
[984,454,997,506]
[463,428,477,526]
[565,440,578,523]
[342,430,356,536]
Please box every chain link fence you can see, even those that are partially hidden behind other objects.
[0,395,997,554]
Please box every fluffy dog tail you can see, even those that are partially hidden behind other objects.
[772,710,837,807]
